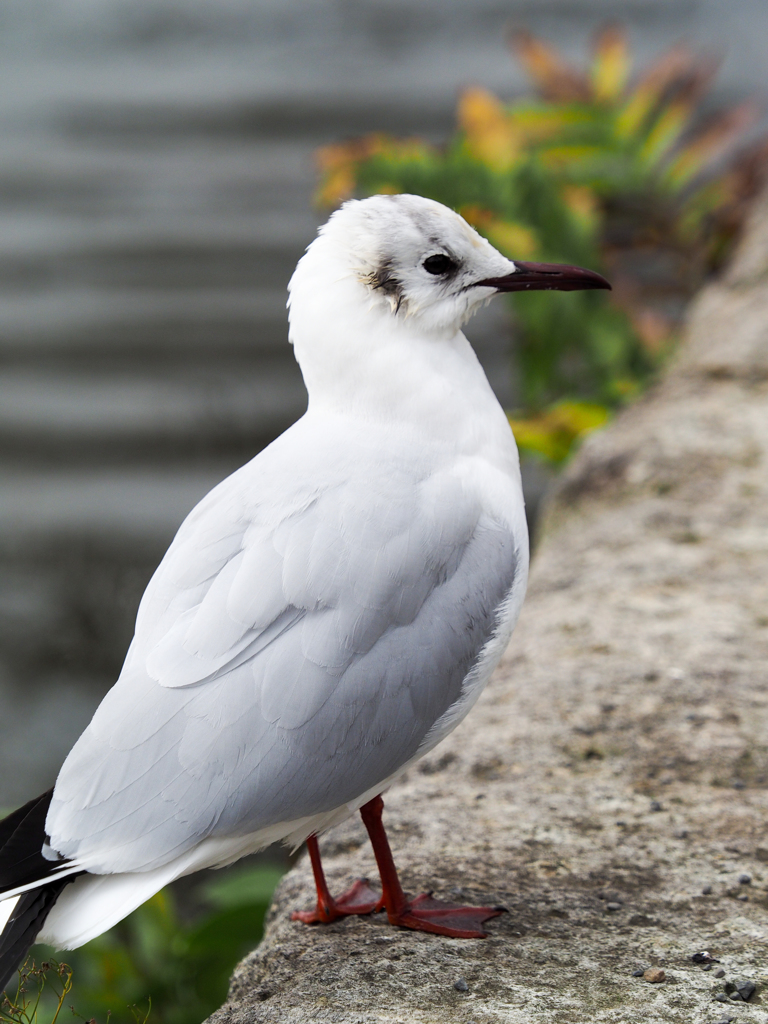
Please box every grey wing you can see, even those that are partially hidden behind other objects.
[47,456,519,874]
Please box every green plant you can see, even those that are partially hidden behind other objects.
[1,960,80,1024]
[508,400,610,466]
[25,863,285,1024]
[317,25,762,461]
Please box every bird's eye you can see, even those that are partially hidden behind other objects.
[423,253,457,276]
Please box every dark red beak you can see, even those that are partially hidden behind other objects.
[477,260,611,293]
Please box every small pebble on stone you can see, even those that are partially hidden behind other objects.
[649,800,663,812]
[454,978,469,993]
[738,873,751,884]
[733,780,746,790]
[703,963,712,971]
[643,968,665,984]
[606,902,621,912]
[736,893,749,901]
[715,1018,734,1024]
[715,992,729,1002]
[691,951,719,964]
[632,969,644,977]
[714,968,726,978]
[702,885,713,895]
[729,991,743,1001]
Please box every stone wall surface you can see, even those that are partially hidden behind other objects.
[207,187,768,1024]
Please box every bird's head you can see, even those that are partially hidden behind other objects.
[290,194,610,338]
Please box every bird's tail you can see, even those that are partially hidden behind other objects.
[0,791,81,992]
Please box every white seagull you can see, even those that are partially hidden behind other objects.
[0,194,609,983]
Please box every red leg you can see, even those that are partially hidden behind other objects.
[291,834,381,924]
[359,795,503,938]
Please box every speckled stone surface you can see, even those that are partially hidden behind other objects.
[206,188,768,1024]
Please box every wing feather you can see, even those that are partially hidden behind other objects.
[47,424,521,874]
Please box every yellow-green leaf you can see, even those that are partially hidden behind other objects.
[663,102,757,188]
[458,87,522,170]
[638,100,694,168]
[591,25,631,103]
[560,185,601,234]
[509,401,610,464]
[615,44,694,139]
[539,144,604,170]
[460,206,540,259]
[506,103,588,142]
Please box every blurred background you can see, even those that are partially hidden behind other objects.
[0,0,767,1018]
[1,2,768,1015]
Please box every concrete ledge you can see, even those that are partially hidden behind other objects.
[208,187,768,1024]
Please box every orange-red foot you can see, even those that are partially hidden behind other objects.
[291,878,381,924]
[388,893,504,938]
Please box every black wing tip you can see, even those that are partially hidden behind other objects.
[0,789,75,894]
[0,877,75,994]
[0,791,85,992]
[0,790,54,845]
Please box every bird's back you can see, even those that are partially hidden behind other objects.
[46,411,524,875]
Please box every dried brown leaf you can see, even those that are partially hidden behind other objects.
[508,27,590,101]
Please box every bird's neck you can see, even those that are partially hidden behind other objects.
[289,276,510,454]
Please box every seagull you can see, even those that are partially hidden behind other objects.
[0,194,609,985]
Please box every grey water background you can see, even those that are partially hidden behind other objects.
[0,0,766,807]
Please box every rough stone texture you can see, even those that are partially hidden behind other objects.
[207,188,768,1024]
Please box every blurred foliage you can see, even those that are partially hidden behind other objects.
[317,25,766,462]
[21,863,285,1024]
[508,400,610,466]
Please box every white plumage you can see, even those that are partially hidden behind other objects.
[0,194,608,966]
